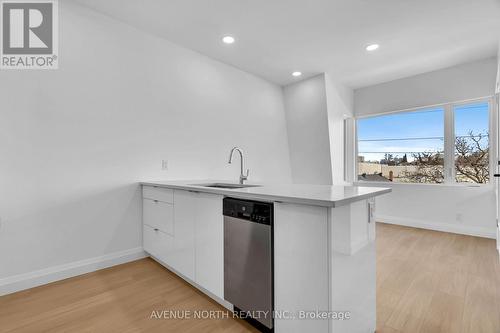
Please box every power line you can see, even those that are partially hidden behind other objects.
[358,134,488,142]
[359,137,443,142]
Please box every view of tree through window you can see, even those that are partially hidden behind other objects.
[454,102,490,183]
[357,101,490,184]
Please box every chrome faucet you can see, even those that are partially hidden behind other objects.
[228,147,249,184]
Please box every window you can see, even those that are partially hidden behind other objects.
[357,107,445,184]
[356,99,491,184]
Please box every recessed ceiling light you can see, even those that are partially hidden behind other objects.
[222,36,235,44]
[292,71,302,77]
[366,44,379,51]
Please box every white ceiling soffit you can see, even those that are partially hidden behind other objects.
[71,0,500,88]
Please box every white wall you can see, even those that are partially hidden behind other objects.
[497,44,500,93]
[0,2,292,282]
[283,74,333,185]
[325,75,353,185]
[282,74,353,185]
[355,57,498,116]
[353,58,498,238]
[366,184,496,238]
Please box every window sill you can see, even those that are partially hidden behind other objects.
[353,180,494,189]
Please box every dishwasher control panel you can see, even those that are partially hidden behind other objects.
[223,198,273,225]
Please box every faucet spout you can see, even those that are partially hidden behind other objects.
[228,147,249,184]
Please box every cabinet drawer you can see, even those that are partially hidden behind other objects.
[143,199,174,235]
[143,225,174,264]
[142,186,174,203]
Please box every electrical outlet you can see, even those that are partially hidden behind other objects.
[456,213,463,222]
[161,160,168,171]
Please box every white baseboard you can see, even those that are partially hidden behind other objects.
[376,215,497,239]
[0,247,147,296]
[497,221,499,251]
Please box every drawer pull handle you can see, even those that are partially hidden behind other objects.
[154,228,159,232]
[154,200,159,203]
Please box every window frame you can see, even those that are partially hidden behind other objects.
[352,96,495,186]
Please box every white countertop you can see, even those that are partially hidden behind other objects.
[140,180,391,207]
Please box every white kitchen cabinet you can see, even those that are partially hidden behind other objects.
[171,190,196,281]
[274,200,375,333]
[142,187,223,297]
[142,187,194,280]
[143,199,174,235]
[195,192,224,299]
[143,224,174,265]
[330,199,376,333]
[274,203,329,333]
[143,186,174,203]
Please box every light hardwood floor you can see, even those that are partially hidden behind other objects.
[0,223,499,333]
[0,259,258,333]
[377,223,500,333]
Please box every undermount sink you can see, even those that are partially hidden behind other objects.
[192,183,261,189]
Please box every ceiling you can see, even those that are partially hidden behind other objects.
[72,0,500,88]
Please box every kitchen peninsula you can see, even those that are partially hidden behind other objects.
[140,180,390,333]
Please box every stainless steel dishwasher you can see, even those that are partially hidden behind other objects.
[223,197,273,332]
